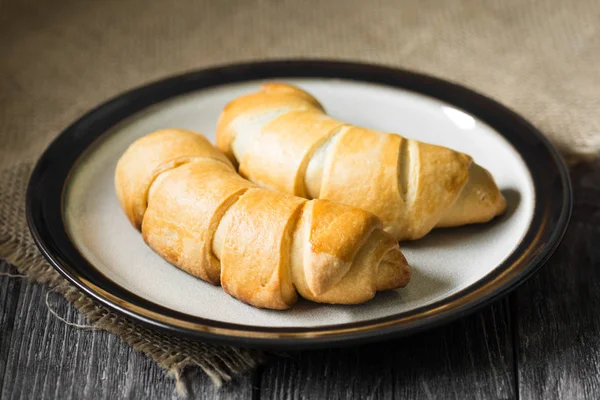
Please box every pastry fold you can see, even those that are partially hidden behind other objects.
[115,129,410,309]
[217,83,507,240]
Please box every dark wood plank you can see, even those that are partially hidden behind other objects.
[0,280,254,400]
[260,300,515,400]
[514,159,600,400]
[0,261,23,392]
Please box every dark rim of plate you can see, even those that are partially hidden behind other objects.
[26,60,572,349]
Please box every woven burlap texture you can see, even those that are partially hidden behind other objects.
[1,0,599,388]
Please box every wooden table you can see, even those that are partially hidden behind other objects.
[1,160,598,400]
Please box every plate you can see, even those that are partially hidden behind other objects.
[26,60,571,348]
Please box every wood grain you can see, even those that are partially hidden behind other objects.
[0,280,254,400]
[0,262,23,393]
[514,160,600,400]
[260,300,516,400]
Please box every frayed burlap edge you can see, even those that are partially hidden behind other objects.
[0,162,264,389]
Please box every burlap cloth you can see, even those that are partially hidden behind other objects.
[1,0,598,389]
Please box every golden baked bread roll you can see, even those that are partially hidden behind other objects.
[216,83,507,241]
[115,129,410,310]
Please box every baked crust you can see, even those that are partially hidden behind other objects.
[115,129,410,309]
[216,83,507,241]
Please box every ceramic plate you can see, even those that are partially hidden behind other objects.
[26,61,571,348]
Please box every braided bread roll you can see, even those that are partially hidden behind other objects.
[115,129,410,310]
[217,83,507,241]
